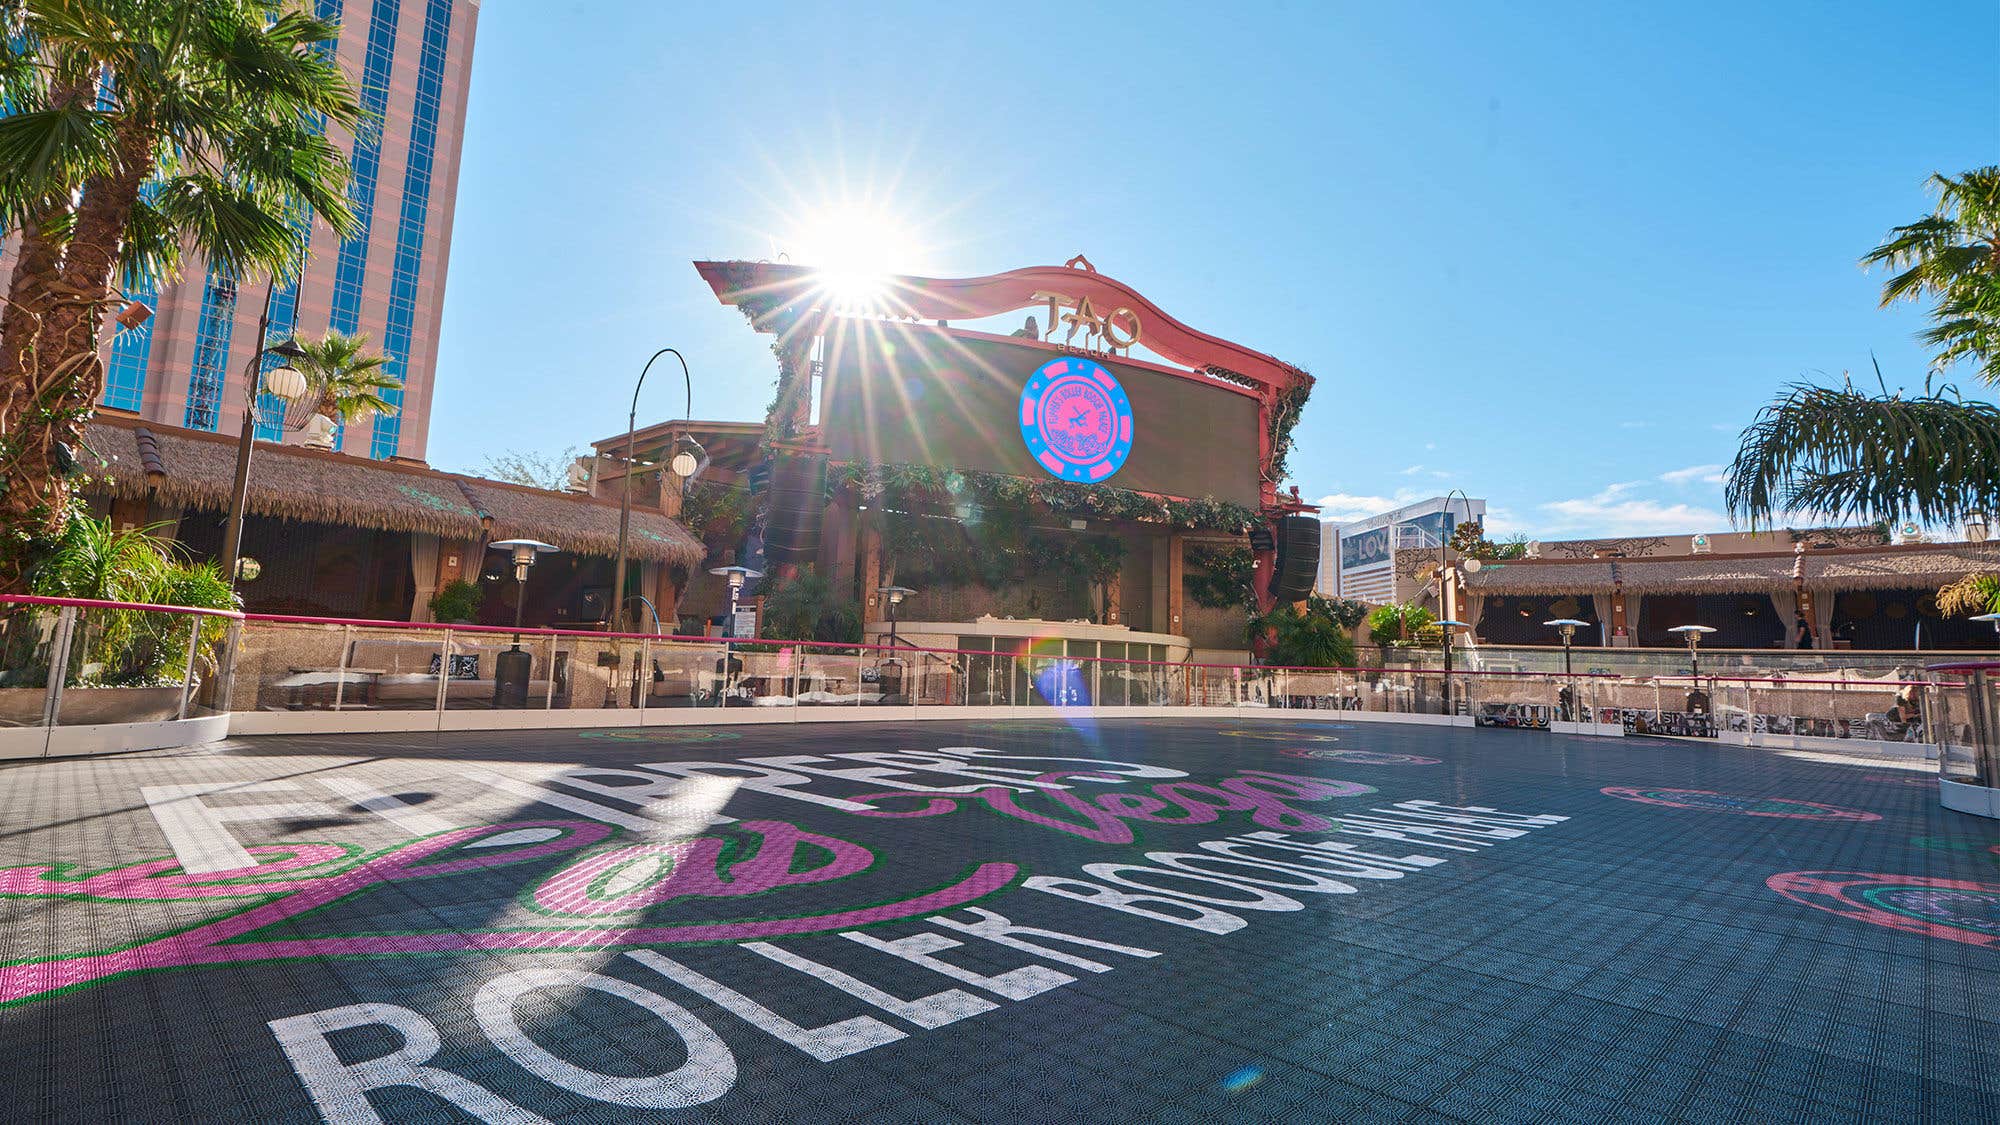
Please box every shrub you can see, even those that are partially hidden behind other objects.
[760,572,862,644]
[429,579,484,623]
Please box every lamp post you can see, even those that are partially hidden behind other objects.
[221,280,313,593]
[1545,618,1589,720]
[611,348,702,633]
[487,539,557,707]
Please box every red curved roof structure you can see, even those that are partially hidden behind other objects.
[691,260,1312,399]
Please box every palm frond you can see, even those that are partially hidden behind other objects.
[1725,381,2000,527]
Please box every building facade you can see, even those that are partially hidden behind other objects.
[1317,496,1487,604]
[76,0,479,463]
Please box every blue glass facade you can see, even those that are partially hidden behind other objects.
[101,274,156,411]
[253,274,302,441]
[327,0,402,336]
[182,275,239,431]
[370,0,455,460]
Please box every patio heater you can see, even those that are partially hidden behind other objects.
[488,539,557,707]
[877,585,914,701]
[1437,619,1470,716]
[710,565,762,703]
[1669,624,1716,725]
[1545,618,1589,721]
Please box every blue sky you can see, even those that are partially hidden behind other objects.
[428,1,1997,539]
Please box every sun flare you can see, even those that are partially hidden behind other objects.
[785,203,927,306]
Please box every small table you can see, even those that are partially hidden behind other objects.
[273,668,385,709]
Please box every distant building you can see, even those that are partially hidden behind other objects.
[1317,496,1487,604]
[7,0,482,463]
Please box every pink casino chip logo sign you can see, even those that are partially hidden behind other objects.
[1768,871,2000,948]
[1600,786,1880,821]
[1019,356,1134,483]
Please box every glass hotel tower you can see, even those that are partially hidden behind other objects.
[71,0,480,462]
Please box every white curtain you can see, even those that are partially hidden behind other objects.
[410,533,440,622]
[1591,594,1613,646]
[1463,592,1486,645]
[1810,589,1836,649]
[1770,588,1799,647]
[639,563,662,631]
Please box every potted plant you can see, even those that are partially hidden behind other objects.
[429,579,484,624]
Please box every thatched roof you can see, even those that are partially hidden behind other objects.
[81,416,703,566]
[1464,542,2000,596]
[456,476,704,566]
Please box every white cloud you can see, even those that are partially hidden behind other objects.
[1617,420,1652,429]
[1397,464,1425,476]
[1659,463,1726,486]
[1537,484,1725,536]
[1313,489,1430,523]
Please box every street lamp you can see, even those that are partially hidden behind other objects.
[221,281,314,592]
[1545,618,1589,720]
[612,348,703,633]
[487,539,557,707]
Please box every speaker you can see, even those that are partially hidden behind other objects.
[764,453,828,566]
[1269,515,1321,603]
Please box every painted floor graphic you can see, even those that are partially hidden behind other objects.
[0,719,1994,1122]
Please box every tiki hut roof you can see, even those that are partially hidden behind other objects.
[1462,541,2000,597]
[81,415,703,566]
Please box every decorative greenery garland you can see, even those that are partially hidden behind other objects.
[828,461,1259,533]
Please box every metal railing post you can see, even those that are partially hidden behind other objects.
[217,620,244,713]
[333,625,353,711]
[41,607,77,728]
[638,638,651,720]
[177,615,202,720]
[433,628,452,713]
[544,635,559,710]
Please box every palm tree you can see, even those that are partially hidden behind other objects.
[1863,168,2000,385]
[0,1,361,591]
[1726,168,2000,531]
[290,331,401,426]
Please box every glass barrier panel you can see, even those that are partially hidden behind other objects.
[1926,674,1980,782]
[0,605,57,726]
[326,623,452,711]
[643,640,721,710]
[54,606,196,726]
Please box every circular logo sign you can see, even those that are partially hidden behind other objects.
[1768,872,2000,947]
[1600,786,1880,821]
[1019,357,1134,483]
